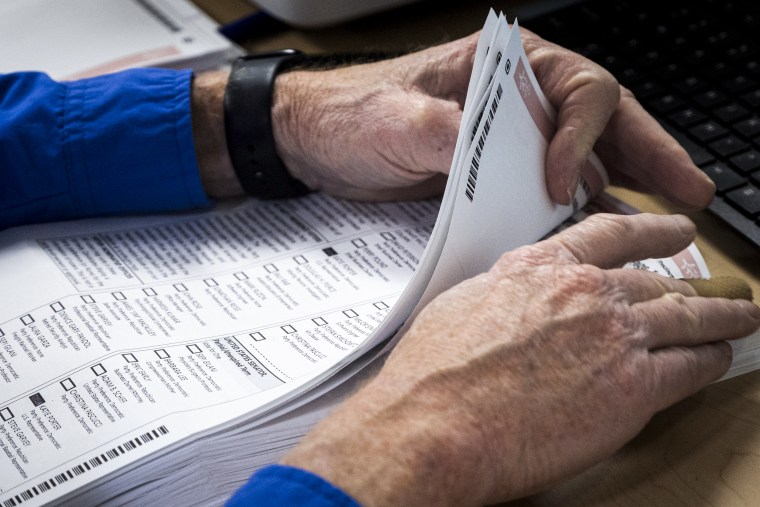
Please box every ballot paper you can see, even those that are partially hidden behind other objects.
[0,12,750,507]
[0,0,240,80]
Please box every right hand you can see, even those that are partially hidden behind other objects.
[282,213,760,506]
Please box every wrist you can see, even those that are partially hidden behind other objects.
[281,373,493,507]
[270,68,333,192]
[191,70,242,198]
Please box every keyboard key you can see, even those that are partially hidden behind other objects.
[742,89,760,107]
[658,62,687,80]
[673,76,707,94]
[711,136,750,157]
[727,43,759,62]
[701,162,746,193]
[731,149,760,174]
[668,108,707,127]
[735,117,760,138]
[723,74,757,93]
[714,103,750,123]
[689,121,729,142]
[630,80,664,99]
[726,184,760,217]
[745,59,760,76]
[694,89,729,108]
[649,94,686,113]
[617,66,644,85]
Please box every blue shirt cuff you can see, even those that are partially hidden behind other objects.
[226,465,362,507]
[0,69,210,230]
[64,68,210,216]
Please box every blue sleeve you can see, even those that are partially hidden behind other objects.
[0,69,211,230]
[226,465,362,507]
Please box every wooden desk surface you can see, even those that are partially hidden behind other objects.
[195,1,760,504]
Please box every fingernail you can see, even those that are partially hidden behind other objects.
[565,170,580,203]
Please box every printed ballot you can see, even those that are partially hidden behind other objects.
[0,11,757,507]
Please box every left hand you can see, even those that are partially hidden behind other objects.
[521,27,715,207]
[272,29,715,207]
[272,34,479,201]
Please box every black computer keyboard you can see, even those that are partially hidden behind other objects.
[528,0,760,247]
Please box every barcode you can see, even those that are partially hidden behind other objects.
[465,84,503,202]
[1,425,169,507]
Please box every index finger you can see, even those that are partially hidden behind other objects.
[545,213,696,268]
[594,89,716,209]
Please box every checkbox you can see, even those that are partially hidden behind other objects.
[81,295,95,304]
[50,301,65,312]
[143,288,157,296]
[91,363,106,376]
[352,239,367,248]
[381,232,396,241]
[60,378,76,391]
[122,353,138,363]
[29,393,45,407]
[174,283,188,292]
[0,407,13,422]
[281,325,296,334]
[204,278,218,287]
[312,317,328,326]
[112,291,126,301]
[21,314,34,326]
[235,272,249,280]
[294,255,308,265]
[264,264,278,273]
[374,302,389,310]
[250,332,266,342]
[186,344,202,354]
[343,309,358,318]
[155,349,170,359]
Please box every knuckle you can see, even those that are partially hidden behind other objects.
[664,292,705,333]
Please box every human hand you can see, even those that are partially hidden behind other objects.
[271,34,479,201]
[282,213,760,506]
[521,28,715,208]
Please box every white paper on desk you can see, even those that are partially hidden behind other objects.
[0,0,240,80]
[0,194,439,506]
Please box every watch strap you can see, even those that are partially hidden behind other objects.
[224,50,310,199]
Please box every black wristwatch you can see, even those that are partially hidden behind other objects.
[223,50,310,199]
